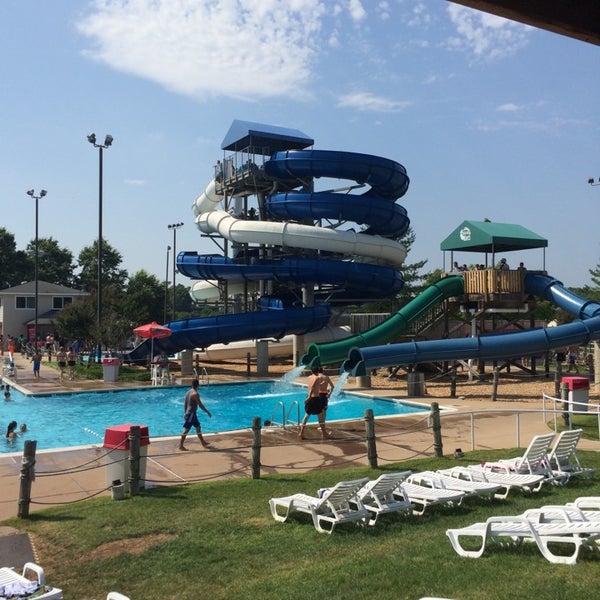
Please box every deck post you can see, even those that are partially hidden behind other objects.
[252,416,261,479]
[365,409,377,468]
[18,440,37,518]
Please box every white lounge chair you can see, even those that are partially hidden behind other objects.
[354,471,413,525]
[107,593,131,600]
[0,563,62,599]
[546,429,595,481]
[269,477,370,533]
[447,506,600,565]
[414,470,502,501]
[398,477,465,516]
[480,432,558,482]
[570,496,600,511]
[438,466,545,499]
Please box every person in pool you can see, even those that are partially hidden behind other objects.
[6,421,17,439]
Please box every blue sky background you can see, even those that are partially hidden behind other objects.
[1,0,599,289]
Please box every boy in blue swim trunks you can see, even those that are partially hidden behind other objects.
[179,379,212,451]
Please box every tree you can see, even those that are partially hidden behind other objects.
[351,226,428,313]
[77,240,128,292]
[25,237,76,287]
[53,295,95,345]
[590,260,600,289]
[122,270,165,325]
[0,228,30,287]
[396,226,428,305]
[173,283,196,319]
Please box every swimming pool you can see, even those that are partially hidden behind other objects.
[2,381,427,454]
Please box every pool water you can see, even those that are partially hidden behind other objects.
[1,381,427,454]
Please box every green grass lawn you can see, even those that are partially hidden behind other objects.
[7,450,600,600]
[44,361,152,383]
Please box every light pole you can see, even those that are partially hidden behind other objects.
[87,133,113,362]
[164,245,171,323]
[26,189,47,346]
[168,223,184,321]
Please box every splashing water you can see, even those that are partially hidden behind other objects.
[275,364,306,389]
[329,370,350,403]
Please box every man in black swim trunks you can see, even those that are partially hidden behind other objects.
[299,366,332,441]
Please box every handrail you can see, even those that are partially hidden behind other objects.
[286,400,301,429]
[269,401,286,429]
[193,367,210,384]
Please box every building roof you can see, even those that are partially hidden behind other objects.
[221,119,314,154]
[440,220,548,253]
[25,309,61,326]
[0,281,87,295]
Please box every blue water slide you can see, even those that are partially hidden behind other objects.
[172,147,409,353]
[127,304,331,361]
[265,192,409,237]
[342,273,600,376]
[265,150,410,200]
[178,253,404,296]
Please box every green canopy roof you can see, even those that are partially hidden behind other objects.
[440,220,548,253]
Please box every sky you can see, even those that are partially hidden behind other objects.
[1,0,599,291]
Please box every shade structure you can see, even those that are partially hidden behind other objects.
[133,321,172,361]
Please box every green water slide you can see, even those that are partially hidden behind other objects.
[300,275,465,367]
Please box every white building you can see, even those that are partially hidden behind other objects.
[0,281,88,343]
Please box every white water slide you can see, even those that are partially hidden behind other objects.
[190,178,407,301]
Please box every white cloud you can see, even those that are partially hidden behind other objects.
[497,103,520,112]
[348,0,367,23]
[446,5,531,61]
[77,0,327,101]
[337,92,410,112]
[377,1,391,21]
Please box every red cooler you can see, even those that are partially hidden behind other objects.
[561,377,590,413]
[103,424,150,490]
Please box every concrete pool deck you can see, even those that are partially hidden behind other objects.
[0,352,598,523]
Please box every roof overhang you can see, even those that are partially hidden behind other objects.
[448,0,600,46]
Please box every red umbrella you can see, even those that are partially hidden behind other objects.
[133,321,172,361]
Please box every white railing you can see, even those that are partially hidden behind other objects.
[438,401,600,451]
[542,393,600,437]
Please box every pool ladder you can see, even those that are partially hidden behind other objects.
[268,400,300,430]
[194,367,210,385]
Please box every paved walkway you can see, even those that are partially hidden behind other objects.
[0,351,597,525]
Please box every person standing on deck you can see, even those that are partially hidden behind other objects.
[179,379,212,451]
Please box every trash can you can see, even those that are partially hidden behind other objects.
[562,376,590,413]
[103,424,150,491]
[407,372,425,396]
[102,356,120,382]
